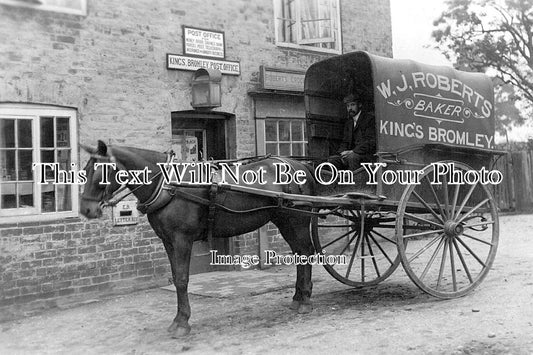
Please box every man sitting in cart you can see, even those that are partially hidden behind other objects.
[328,91,376,170]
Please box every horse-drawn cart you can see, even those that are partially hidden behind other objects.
[80,51,503,337]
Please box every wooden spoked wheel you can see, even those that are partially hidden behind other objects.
[311,207,401,287]
[396,162,499,298]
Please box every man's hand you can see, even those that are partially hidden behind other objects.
[340,150,362,170]
[340,150,355,159]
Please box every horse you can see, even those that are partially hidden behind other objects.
[80,140,316,337]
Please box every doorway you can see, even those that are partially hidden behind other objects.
[171,110,234,274]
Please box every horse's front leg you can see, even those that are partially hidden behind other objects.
[166,233,193,338]
[162,241,179,333]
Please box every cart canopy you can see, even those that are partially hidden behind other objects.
[304,51,495,154]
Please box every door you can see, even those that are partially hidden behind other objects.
[171,110,232,273]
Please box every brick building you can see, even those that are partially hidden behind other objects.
[0,0,392,316]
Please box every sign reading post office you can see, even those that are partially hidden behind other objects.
[167,54,240,75]
[167,26,240,76]
[183,26,225,59]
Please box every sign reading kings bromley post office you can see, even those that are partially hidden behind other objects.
[372,57,495,151]
[167,26,240,76]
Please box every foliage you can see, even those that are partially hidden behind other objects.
[432,0,533,130]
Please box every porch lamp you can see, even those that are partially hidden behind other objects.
[191,68,222,109]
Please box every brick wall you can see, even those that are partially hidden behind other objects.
[342,0,392,55]
[0,0,392,312]
[0,210,169,320]
[232,230,260,257]
[265,222,293,255]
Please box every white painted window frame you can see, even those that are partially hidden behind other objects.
[256,117,308,156]
[0,103,79,223]
[273,0,342,55]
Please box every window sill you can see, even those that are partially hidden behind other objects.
[0,0,87,16]
[275,42,342,55]
[0,211,79,225]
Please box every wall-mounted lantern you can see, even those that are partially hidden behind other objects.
[191,68,222,109]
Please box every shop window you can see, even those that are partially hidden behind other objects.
[259,119,307,156]
[0,104,78,223]
[0,0,87,15]
[274,0,341,54]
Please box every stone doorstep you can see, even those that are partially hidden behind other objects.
[161,269,321,298]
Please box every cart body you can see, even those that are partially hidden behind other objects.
[303,52,500,297]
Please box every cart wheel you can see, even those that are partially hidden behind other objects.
[396,161,499,298]
[311,207,401,287]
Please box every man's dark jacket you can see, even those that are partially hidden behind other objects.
[338,110,376,158]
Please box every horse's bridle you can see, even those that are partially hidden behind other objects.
[80,152,166,209]
[80,154,120,208]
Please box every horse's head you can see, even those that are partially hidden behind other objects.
[80,140,121,218]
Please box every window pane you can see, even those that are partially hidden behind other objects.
[18,119,32,148]
[292,143,303,156]
[18,182,33,207]
[1,150,16,181]
[56,117,70,147]
[291,121,303,140]
[279,0,298,43]
[279,143,291,156]
[18,150,33,180]
[265,143,278,155]
[41,150,55,180]
[41,150,54,163]
[40,117,54,147]
[279,121,290,141]
[57,149,71,170]
[265,121,277,141]
[42,184,55,212]
[300,0,333,42]
[1,183,16,208]
[0,119,15,148]
[56,184,71,211]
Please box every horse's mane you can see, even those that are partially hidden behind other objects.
[108,145,167,168]
[111,145,165,156]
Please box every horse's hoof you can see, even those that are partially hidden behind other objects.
[167,322,179,333]
[289,300,300,310]
[171,325,191,338]
[298,303,313,314]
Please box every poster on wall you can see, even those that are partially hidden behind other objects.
[171,136,199,161]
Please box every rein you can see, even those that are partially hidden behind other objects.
[83,152,339,217]
[167,186,342,217]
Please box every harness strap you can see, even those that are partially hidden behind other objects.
[137,153,173,214]
[169,186,274,213]
[209,154,271,166]
[207,184,219,241]
[166,184,345,217]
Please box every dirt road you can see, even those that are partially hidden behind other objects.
[1,213,532,354]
